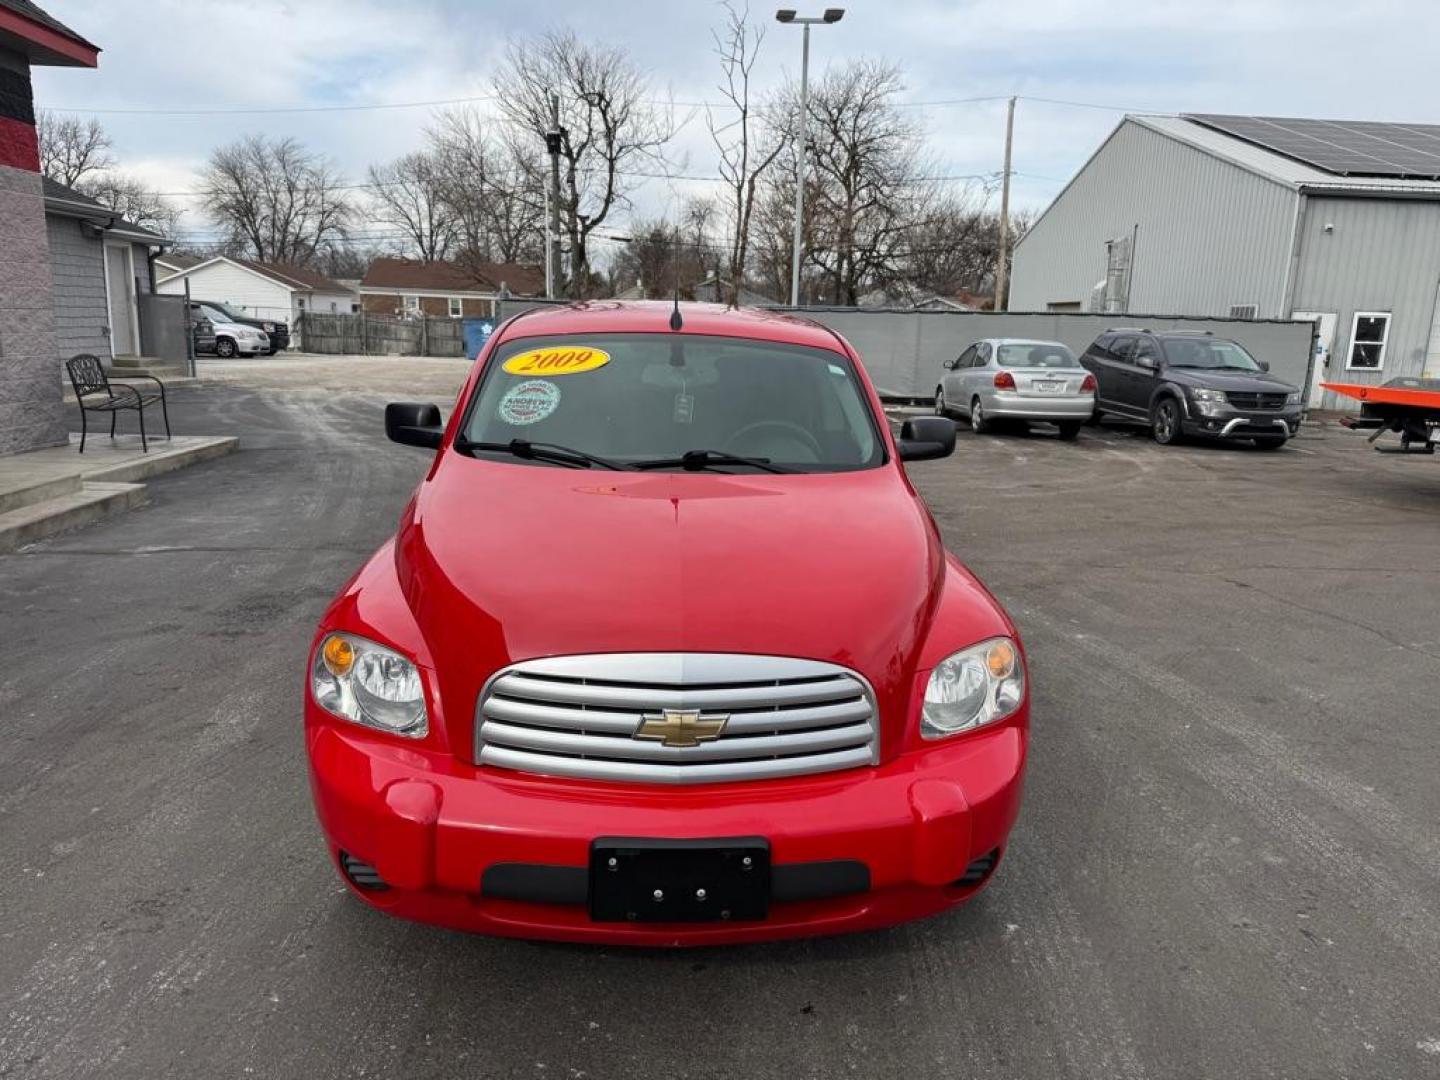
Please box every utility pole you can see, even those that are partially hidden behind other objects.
[777,8,844,308]
[544,92,564,300]
[994,95,1016,312]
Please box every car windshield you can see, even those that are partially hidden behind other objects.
[200,304,237,322]
[461,333,884,472]
[996,343,1080,369]
[1162,338,1262,371]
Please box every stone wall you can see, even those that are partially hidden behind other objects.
[0,47,66,456]
[0,164,67,455]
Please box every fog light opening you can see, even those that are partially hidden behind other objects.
[339,851,391,892]
[952,848,1001,888]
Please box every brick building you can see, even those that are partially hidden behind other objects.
[358,257,544,319]
[0,0,99,455]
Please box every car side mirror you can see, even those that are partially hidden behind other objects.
[897,416,956,461]
[1257,359,1271,372]
[385,402,444,449]
[1137,354,1158,371]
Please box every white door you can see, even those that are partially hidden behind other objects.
[105,244,138,356]
[1293,311,1337,408]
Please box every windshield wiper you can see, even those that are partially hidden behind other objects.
[456,438,631,471]
[632,449,796,474]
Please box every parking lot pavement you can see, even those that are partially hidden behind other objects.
[2,380,1439,1080]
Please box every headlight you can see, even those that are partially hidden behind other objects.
[1285,391,1301,405]
[262,322,275,332]
[922,636,1025,739]
[1190,387,1227,404]
[311,632,427,737]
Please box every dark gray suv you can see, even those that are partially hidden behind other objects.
[1079,329,1302,449]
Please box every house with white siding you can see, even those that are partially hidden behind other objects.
[1010,114,1440,409]
[155,256,356,345]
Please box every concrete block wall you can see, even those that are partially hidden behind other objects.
[0,164,67,455]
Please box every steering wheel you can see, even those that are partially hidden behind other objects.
[725,420,823,462]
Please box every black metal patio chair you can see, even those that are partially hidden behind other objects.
[64,353,171,453]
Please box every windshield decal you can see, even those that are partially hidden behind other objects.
[497,380,561,426]
[501,346,611,377]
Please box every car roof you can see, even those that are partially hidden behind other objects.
[497,301,848,353]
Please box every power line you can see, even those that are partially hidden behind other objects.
[152,168,998,200]
[45,91,1145,119]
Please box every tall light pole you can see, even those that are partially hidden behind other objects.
[544,92,565,300]
[776,8,843,308]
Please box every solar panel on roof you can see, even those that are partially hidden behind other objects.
[1183,114,1440,180]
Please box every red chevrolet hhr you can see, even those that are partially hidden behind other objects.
[305,301,1029,944]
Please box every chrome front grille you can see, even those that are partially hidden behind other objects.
[475,653,879,785]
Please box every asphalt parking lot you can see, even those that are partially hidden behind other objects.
[2,360,1439,1079]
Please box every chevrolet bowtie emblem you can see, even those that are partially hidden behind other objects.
[635,708,729,748]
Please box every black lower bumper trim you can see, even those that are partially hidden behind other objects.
[481,857,870,907]
[482,863,586,904]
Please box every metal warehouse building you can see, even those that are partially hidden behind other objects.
[1010,114,1440,410]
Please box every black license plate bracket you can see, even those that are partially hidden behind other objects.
[589,837,771,923]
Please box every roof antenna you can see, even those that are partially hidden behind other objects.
[669,282,683,331]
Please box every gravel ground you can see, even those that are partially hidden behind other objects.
[2,358,1438,1079]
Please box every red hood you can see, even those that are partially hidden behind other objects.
[393,456,969,755]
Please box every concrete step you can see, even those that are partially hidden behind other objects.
[77,435,239,484]
[109,366,192,379]
[0,471,82,516]
[0,482,147,553]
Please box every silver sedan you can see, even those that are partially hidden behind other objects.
[935,338,1096,440]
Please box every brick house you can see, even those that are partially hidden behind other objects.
[0,0,100,455]
[358,257,545,319]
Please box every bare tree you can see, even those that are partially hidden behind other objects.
[36,110,114,188]
[427,109,545,270]
[492,29,674,296]
[608,198,715,298]
[200,135,351,265]
[367,151,453,262]
[799,60,925,305]
[707,3,786,304]
[904,201,1030,303]
[82,173,183,237]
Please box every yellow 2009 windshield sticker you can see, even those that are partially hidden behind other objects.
[502,345,611,377]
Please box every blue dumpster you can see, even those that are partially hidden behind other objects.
[461,318,497,360]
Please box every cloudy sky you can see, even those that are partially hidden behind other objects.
[31,0,1440,254]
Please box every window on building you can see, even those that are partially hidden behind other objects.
[448,297,463,318]
[296,298,306,310]
[1347,312,1390,370]
[403,295,421,314]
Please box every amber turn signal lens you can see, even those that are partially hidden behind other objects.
[322,635,355,676]
[986,641,1016,678]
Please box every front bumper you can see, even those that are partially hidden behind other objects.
[981,390,1095,421]
[306,708,1027,945]
[1182,408,1301,440]
[236,338,270,355]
